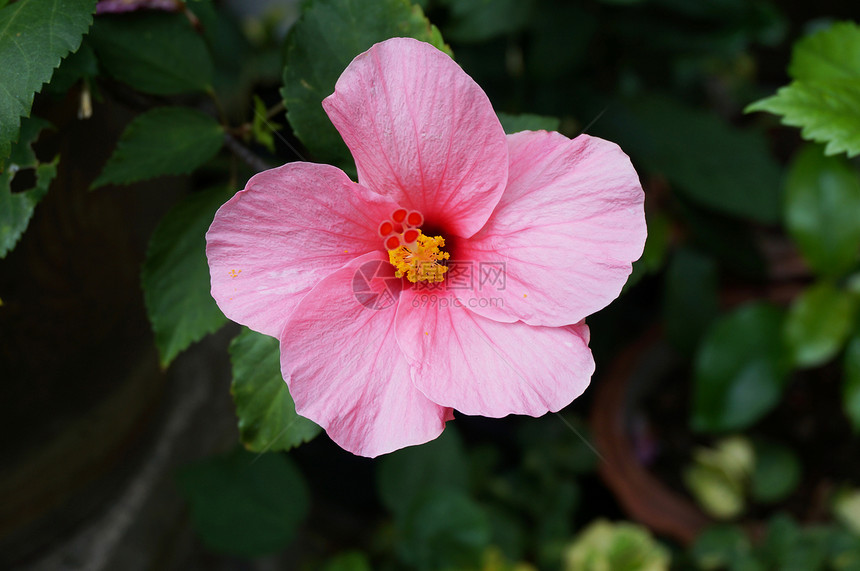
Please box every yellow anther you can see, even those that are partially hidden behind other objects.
[387,231,450,283]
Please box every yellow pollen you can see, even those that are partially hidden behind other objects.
[387,230,450,283]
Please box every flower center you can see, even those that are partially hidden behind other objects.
[378,208,449,283]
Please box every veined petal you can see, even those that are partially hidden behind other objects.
[281,252,453,458]
[206,162,396,337]
[396,288,594,417]
[323,37,508,238]
[459,131,646,327]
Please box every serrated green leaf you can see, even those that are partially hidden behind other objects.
[746,22,860,158]
[0,0,96,160]
[45,39,98,94]
[93,107,223,188]
[747,81,860,158]
[141,186,230,367]
[176,447,309,557]
[788,22,860,83]
[89,11,213,95]
[282,0,448,172]
[497,112,560,134]
[693,303,792,433]
[845,333,860,432]
[1,117,58,258]
[784,146,860,277]
[784,281,858,368]
[229,328,321,452]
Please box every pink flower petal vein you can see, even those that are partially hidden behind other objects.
[206,37,646,458]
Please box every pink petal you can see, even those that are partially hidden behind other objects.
[206,162,396,337]
[281,252,453,457]
[396,288,594,417]
[458,131,646,327]
[323,37,508,238]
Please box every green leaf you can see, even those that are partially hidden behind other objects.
[684,437,754,520]
[141,186,231,367]
[784,281,858,368]
[497,112,560,134]
[663,247,719,354]
[788,22,860,83]
[751,440,801,504]
[844,333,860,432]
[89,11,213,95]
[746,22,860,157]
[624,210,670,290]
[92,107,223,188]
[45,39,98,94]
[438,0,534,43]
[396,488,491,571]
[0,0,96,160]
[376,427,468,517]
[693,303,792,433]
[282,0,448,172]
[0,117,58,258]
[229,328,321,452]
[784,146,860,277]
[691,525,752,570]
[322,552,373,571]
[596,94,782,223]
[747,81,860,158]
[176,447,309,557]
[563,520,671,571]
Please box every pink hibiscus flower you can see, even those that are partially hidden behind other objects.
[206,37,646,457]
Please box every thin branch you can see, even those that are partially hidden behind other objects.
[223,134,274,173]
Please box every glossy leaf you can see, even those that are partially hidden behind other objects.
[0,118,58,258]
[89,11,213,94]
[141,186,231,366]
[176,447,309,557]
[0,0,95,160]
[784,281,858,368]
[230,328,321,452]
[693,303,792,433]
[784,146,860,277]
[282,0,448,172]
[845,333,860,432]
[497,112,561,134]
[92,107,223,188]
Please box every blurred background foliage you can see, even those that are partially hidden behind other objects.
[2,0,860,568]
